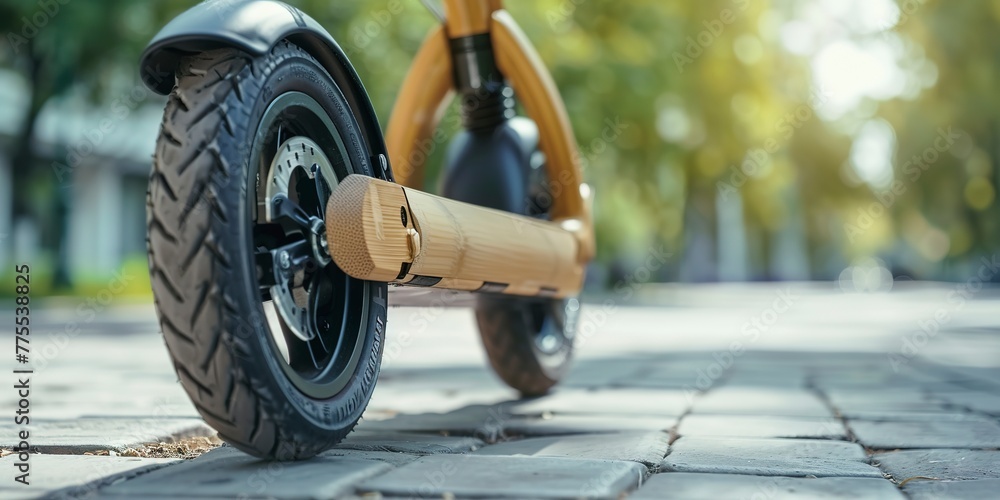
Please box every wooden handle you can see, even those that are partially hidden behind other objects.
[326,175,584,298]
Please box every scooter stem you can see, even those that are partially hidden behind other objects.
[325,175,585,298]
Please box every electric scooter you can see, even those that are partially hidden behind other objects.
[140,0,593,460]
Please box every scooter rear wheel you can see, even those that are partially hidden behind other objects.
[440,117,581,396]
[476,294,579,396]
[147,41,386,460]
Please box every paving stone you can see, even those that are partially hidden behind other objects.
[100,445,391,498]
[505,414,673,437]
[367,385,515,415]
[0,417,214,453]
[875,449,1000,481]
[942,366,1000,392]
[358,454,645,498]
[825,389,951,415]
[562,358,648,388]
[723,365,811,388]
[905,478,1000,499]
[334,431,484,454]
[0,375,199,420]
[510,388,690,417]
[612,376,699,390]
[473,431,669,466]
[849,419,1000,449]
[355,405,510,441]
[812,371,935,389]
[661,437,882,478]
[630,473,905,499]
[720,374,808,389]
[919,375,998,391]
[376,366,502,391]
[318,449,420,468]
[679,415,846,439]
[368,366,518,413]
[9,289,1000,496]
[932,390,1000,415]
[0,454,178,500]
[690,388,832,418]
[610,360,724,390]
[840,410,990,422]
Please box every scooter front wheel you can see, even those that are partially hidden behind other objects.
[146,42,386,460]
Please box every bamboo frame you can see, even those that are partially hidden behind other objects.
[373,0,594,296]
[326,175,584,297]
[490,10,594,261]
[383,25,453,189]
[440,0,493,37]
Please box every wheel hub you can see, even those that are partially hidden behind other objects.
[264,136,338,342]
[309,217,332,266]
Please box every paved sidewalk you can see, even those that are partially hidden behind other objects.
[1,283,999,498]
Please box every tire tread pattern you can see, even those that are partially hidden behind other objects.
[147,43,363,460]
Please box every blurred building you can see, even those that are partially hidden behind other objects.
[0,68,163,284]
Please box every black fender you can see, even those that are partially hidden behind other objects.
[139,0,391,180]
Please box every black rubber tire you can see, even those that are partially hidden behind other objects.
[146,42,386,460]
[476,295,577,396]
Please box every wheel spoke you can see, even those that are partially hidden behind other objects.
[304,335,321,370]
[314,171,331,217]
[270,193,313,232]
[281,320,314,370]
[309,271,332,355]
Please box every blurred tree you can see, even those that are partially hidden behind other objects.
[0,0,193,287]
[877,0,1000,278]
[1,0,994,290]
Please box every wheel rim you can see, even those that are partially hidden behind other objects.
[249,91,369,399]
